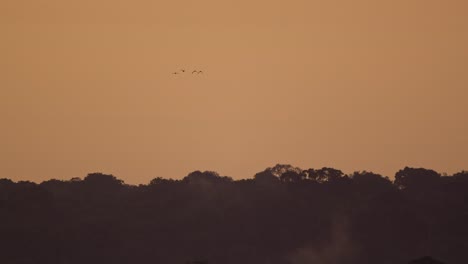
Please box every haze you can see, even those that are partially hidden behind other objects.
[1,0,467,184]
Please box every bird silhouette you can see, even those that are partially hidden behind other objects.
[192,70,197,74]
[180,69,186,73]
[172,72,179,75]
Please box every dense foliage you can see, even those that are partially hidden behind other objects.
[1,165,466,264]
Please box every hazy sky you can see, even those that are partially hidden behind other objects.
[1,0,467,184]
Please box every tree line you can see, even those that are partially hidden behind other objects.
[1,165,467,264]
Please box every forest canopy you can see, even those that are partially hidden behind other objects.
[0,165,466,264]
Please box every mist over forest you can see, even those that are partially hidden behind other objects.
[1,165,466,264]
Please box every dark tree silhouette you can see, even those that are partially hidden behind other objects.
[279,170,305,183]
[307,167,345,183]
[83,172,124,187]
[351,171,393,190]
[182,170,233,185]
[0,166,466,264]
[394,167,441,189]
[253,170,279,184]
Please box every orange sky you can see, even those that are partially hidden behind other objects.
[1,0,467,184]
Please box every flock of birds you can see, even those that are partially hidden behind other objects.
[172,69,203,75]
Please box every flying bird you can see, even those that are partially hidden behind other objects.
[180,69,186,73]
[172,72,179,75]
